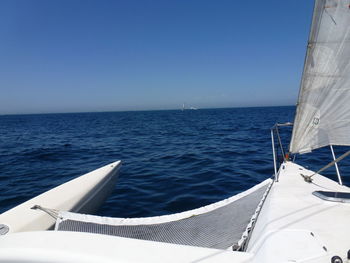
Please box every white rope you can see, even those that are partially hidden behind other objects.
[233,179,274,251]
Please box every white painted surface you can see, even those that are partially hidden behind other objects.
[0,231,253,263]
[0,160,121,234]
[247,161,350,263]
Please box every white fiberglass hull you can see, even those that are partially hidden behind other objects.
[0,231,253,263]
[0,160,121,234]
[246,161,350,263]
[1,161,349,263]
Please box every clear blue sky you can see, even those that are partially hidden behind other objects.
[0,0,314,114]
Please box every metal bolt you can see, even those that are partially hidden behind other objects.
[331,256,343,263]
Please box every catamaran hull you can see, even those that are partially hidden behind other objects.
[246,161,350,263]
[2,161,349,262]
[0,160,121,234]
[0,231,253,263]
[69,162,121,215]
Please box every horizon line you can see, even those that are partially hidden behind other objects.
[0,105,295,117]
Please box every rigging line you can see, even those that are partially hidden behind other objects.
[330,145,343,185]
[302,149,350,182]
[233,179,274,251]
[31,205,62,220]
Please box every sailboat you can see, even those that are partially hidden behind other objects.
[182,103,198,111]
[1,0,350,262]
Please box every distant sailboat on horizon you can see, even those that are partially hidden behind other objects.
[181,103,198,111]
[3,1,350,262]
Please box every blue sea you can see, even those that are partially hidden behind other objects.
[1,106,349,217]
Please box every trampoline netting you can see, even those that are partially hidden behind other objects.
[55,179,272,250]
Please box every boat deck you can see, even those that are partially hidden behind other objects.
[247,161,350,263]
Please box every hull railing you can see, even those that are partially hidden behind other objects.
[271,122,293,182]
[271,122,348,185]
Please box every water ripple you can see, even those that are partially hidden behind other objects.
[1,107,349,218]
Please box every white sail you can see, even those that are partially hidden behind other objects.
[290,0,350,154]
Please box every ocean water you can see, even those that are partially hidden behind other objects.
[0,106,349,218]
